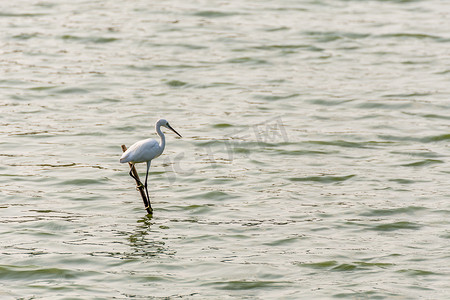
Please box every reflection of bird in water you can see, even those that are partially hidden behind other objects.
[120,119,182,204]
[125,216,174,259]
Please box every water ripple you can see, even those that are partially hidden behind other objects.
[289,175,355,183]
[1,0,449,298]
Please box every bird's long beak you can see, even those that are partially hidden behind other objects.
[167,124,182,138]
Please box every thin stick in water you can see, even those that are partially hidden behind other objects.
[121,144,153,214]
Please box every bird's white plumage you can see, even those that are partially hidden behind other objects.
[120,138,162,163]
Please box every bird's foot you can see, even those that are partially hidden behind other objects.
[136,183,144,190]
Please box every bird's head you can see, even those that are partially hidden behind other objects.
[157,119,182,138]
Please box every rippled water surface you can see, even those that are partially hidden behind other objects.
[1,0,450,298]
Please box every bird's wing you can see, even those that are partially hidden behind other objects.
[120,138,160,163]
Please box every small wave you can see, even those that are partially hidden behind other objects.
[203,280,287,290]
[274,149,333,156]
[0,12,46,17]
[303,31,369,43]
[360,206,427,216]
[421,134,450,143]
[371,221,421,232]
[226,57,269,64]
[225,57,269,65]
[263,235,305,246]
[422,114,450,120]
[401,159,444,167]
[37,163,77,168]
[308,98,353,106]
[212,123,233,128]
[379,134,450,144]
[0,265,97,280]
[165,80,188,87]
[356,100,412,109]
[397,269,440,276]
[60,178,105,186]
[29,86,57,91]
[54,87,90,94]
[12,33,40,40]
[253,44,323,52]
[185,190,235,200]
[390,150,441,158]
[256,93,299,101]
[382,92,432,98]
[306,140,372,148]
[379,33,442,41]
[263,26,290,32]
[289,174,355,183]
[388,178,416,184]
[296,260,338,269]
[193,11,241,18]
[296,260,394,271]
[60,35,118,43]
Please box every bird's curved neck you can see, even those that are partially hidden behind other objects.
[156,124,165,150]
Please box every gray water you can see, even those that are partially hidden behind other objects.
[1,0,450,299]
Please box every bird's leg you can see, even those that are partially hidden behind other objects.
[128,165,144,189]
[144,161,151,206]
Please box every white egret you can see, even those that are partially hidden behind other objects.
[120,119,182,204]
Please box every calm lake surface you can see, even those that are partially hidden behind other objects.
[1,0,450,298]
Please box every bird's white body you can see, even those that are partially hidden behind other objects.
[120,138,163,164]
